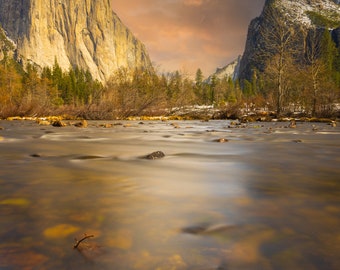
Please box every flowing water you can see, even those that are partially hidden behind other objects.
[0,119,339,269]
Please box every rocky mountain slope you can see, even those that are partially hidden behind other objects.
[0,0,152,83]
[206,56,241,83]
[238,0,340,82]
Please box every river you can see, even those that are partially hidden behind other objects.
[0,119,339,269]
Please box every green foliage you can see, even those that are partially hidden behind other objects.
[0,57,104,118]
[45,60,103,106]
[306,11,340,28]
[243,80,253,97]
[320,30,339,82]
[194,68,205,104]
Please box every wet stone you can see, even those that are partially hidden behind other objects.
[288,120,296,128]
[99,123,112,128]
[74,120,88,128]
[181,224,207,235]
[213,138,229,143]
[142,151,165,160]
[181,223,237,235]
[52,120,66,127]
[73,155,105,160]
[30,154,42,158]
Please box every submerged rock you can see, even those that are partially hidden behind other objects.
[99,123,112,128]
[30,154,42,158]
[142,151,165,160]
[74,120,88,128]
[213,138,229,143]
[170,123,180,129]
[73,155,105,160]
[52,120,66,127]
[181,223,237,235]
[289,120,296,128]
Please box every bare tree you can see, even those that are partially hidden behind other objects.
[259,5,297,116]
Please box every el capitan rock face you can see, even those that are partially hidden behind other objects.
[238,0,340,82]
[0,0,152,82]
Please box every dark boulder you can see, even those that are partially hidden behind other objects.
[52,120,66,127]
[142,151,165,160]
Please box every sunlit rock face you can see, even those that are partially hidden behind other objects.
[206,56,241,83]
[0,0,152,82]
[238,0,340,81]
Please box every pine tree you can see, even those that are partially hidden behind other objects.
[194,68,204,104]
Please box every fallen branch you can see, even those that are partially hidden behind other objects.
[73,234,94,249]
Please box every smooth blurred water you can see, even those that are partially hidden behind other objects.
[0,120,339,269]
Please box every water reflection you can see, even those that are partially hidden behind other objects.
[0,120,339,269]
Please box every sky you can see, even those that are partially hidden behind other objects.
[111,0,266,77]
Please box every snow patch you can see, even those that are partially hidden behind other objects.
[276,0,340,28]
[206,55,242,83]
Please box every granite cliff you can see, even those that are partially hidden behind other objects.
[0,0,152,83]
[206,56,241,84]
[238,0,340,82]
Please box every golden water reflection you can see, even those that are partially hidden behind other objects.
[0,120,339,269]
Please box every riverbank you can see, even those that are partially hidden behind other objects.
[2,113,338,128]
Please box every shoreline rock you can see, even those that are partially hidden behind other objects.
[1,114,338,124]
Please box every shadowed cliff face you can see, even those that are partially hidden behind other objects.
[0,0,152,82]
[0,0,30,39]
[238,0,340,82]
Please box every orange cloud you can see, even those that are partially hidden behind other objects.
[111,0,265,76]
[183,0,204,6]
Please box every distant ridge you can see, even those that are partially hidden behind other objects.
[206,56,241,83]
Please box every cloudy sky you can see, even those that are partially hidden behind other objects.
[111,0,266,77]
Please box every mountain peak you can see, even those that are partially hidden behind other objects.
[0,0,152,83]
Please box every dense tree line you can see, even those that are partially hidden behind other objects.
[0,25,339,119]
[0,58,104,118]
[0,56,245,119]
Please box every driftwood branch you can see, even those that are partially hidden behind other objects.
[73,234,94,249]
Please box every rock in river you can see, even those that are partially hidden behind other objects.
[213,138,229,143]
[142,151,165,160]
[52,120,66,127]
[74,120,88,128]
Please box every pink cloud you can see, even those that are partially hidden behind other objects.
[111,0,265,77]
